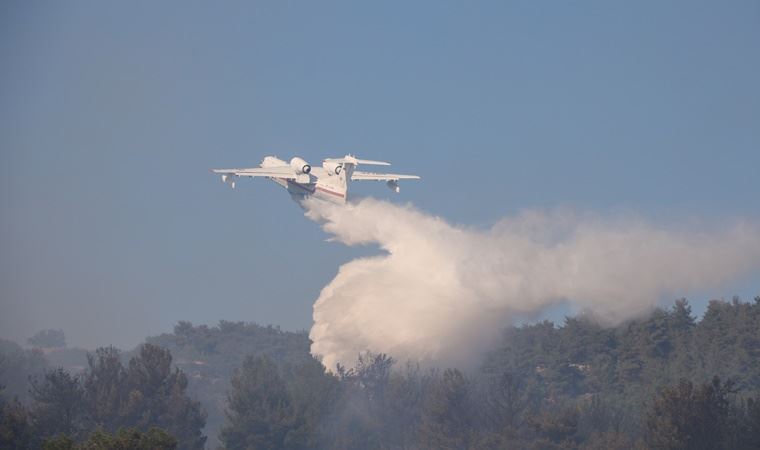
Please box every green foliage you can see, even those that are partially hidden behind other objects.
[329,353,413,450]
[83,346,127,431]
[5,296,760,449]
[731,395,760,449]
[40,434,74,450]
[29,368,86,441]
[84,344,206,449]
[643,378,760,450]
[221,355,294,449]
[645,377,734,449]
[580,431,644,450]
[0,344,205,449]
[42,427,177,450]
[528,404,580,449]
[214,297,760,449]
[419,369,474,450]
[0,398,33,449]
[221,355,339,450]
[145,320,311,446]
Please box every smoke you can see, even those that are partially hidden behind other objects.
[304,198,760,371]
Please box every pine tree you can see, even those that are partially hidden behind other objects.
[419,369,473,450]
[29,368,86,443]
[220,355,295,450]
[646,377,734,450]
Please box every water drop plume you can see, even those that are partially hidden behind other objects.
[304,198,760,371]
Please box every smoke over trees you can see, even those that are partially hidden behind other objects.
[213,297,759,449]
[0,339,48,404]
[2,297,760,449]
[220,355,338,449]
[27,330,66,349]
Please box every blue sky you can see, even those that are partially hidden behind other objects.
[1,1,759,348]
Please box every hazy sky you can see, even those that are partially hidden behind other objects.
[1,1,759,349]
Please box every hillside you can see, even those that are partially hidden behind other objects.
[145,321,312,446]
[145,297,760,447]
[3,296,759,448]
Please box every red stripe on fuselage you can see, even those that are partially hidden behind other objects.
[316,186,345,198]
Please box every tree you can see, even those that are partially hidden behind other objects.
[529,404,580,449]
[146,320,313,447]
[40,434,74,450]
[385,364,434,448]
[670,299,695,333]
[82,345,206,449]
[42,427,177,450]
[646,377,734,449]
[83,346,126,430]
[122,344,206,449]
[726,394,760,450]
[2,344,205,448]
[281,359,339,449]
[326,353,397,450]
[581,431,644,450]
[744,396,760,449]
[29,368,86,442]
[0,398,32,449]
[419,369,474,450]
[484,371,524,433]
[220,355,295,450]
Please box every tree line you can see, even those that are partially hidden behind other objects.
[0,344,205,449]
[218,354,760,449]
[2,296,759,448]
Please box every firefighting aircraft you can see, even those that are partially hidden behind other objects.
[212,154,420,204]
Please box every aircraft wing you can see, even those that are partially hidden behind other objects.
[212,167,299,179]
[351,171,421,181]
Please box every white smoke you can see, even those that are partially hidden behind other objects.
[304,198,760,371]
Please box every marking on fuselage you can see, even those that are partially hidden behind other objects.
[280,178,346,200]
[316,186,345,198]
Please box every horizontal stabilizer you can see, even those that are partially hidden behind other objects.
[354,159,391,166]
[351,171,421,181]
[324,155,391,166]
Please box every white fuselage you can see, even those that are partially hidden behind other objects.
[261,156,351,204]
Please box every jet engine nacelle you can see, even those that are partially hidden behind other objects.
[386,180,400,193]
[322,161,342,176]
[290,157,311,175]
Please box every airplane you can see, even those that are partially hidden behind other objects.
[212,154,420,204]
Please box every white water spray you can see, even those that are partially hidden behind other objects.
[305,198,760,371]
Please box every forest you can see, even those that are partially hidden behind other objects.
[2,296,759,449]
